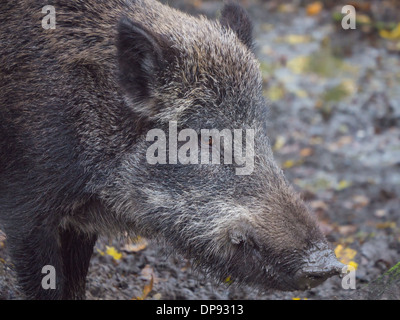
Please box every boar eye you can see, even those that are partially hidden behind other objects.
[200,135,213,147]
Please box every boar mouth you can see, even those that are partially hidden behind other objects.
[291,245,346,291]
[262,244,346,291]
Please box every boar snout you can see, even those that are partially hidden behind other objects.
[294,244,346,290]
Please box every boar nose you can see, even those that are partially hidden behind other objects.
[294,245,346,290]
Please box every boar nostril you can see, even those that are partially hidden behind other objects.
[294,247,346,290]
[302,260,345,277]
[295,265,343,290]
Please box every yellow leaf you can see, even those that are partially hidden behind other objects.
[284,34,311,45]
[287,56,309,74]
[306,2,323,16]
[376,221,396,229]
[334,244,343,256]
[134,275,154,300]
[292,297,301,300]
[278,4,296,13]
[356,14,371,25]
[335,245,358,269]
[224,276,233,285]
[336,180,351,191]
[294,89,308,98]
[283,159,295,169]
[105,246,122,261]
[266,85,285,101]
[348,261,358,270]
[273,136,286,151]
[380,23,400,40]
[142,275,154,298]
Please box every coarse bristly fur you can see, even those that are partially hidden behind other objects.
[0,0,341,299]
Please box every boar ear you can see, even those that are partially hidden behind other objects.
[220,2,253,50]
[116,17,165,111]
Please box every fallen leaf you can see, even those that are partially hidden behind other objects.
[309,136,323,145]
[285,159,304,169]
[287,56,309,74]
[348,2,371,11]
[141,264,155,281]
[260,23,274,32]
[352,195,370,209]
[273,136,286,151]
[374,209,387,218]
[122,236,148,253]
[338,225,357,236]
[180,260,191,272]
[328,136,353,152]
[192,0,202,9]
[348,261,359,270]
[265,85,285,101]
[336,135,353,147]
[105,246,122,261]
[153,293,162,300]
[300,147,313,157]
[380,23,400,40]
[282,34,311,45]
[278,3,296,13]
[356,14,371,25]
[309,200,328,211]
[140,265,165,286]
[376,221,396,229]
[336,180,351,191]
[317,219,334,236]
[134,275,154,300]
[282,159,295,169]
[224,276,233,285]
[141,276,154,299]
[0,231,5,249]
[294,89,308,98]
[335,244,358,269]
[306,1,323,16]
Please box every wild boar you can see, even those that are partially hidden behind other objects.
[0,0,344,299]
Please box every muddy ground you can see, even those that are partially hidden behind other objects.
[1,0,399,300]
